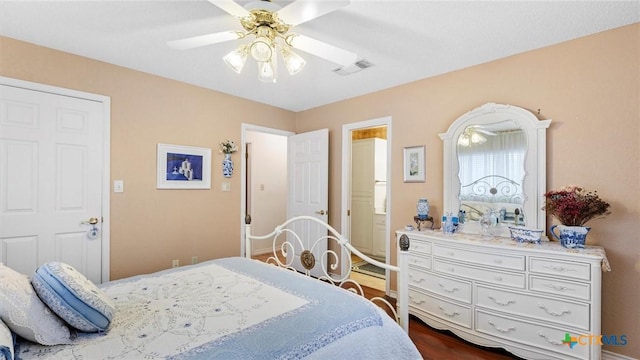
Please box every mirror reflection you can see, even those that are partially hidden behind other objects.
[456,123,526,226]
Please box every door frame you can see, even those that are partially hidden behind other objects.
[240,123,294,257]
[341,116,392,295]
[0,76,111,283]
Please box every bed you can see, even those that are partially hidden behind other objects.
[1,216,419,359]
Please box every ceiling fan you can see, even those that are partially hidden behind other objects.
[458,125,497,147]
[168,0,358,82]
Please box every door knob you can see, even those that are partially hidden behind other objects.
[81,217,100,239]
[315,210,327,215]
[82,217,99,225]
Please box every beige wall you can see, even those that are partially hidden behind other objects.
[295,24,639,357]
[0,36,296,280]
[1,22,638,357]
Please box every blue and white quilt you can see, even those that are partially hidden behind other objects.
[15,257,420,359]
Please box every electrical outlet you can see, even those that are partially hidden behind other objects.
[191,256,198,265]
[172,259,179,268]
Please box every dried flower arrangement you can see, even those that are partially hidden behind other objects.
[543,185,611,226]
[219,139,238,154]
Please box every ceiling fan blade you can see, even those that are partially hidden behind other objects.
[277,0,350,26]
[207,0,250,18]
[288,34,356,67]
[168,31,240,50]
[476,129,497,136]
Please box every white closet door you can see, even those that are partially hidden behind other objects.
[0,84,104,283]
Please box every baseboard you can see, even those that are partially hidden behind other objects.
[602,350,638,360]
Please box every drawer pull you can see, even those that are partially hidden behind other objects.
[538,331,563,345]
[542,283,575,292]
[438,282,460,293]
[409,295,426,305]
[409,274,427,284]
[493,259,503,264]
[488,320,516,334]
[488,295,515,306]
[543,264,576,273]
[445,266,455,273]
[494,276,503,281]
[438,305,459,318]
[538,303,571,317]
[447,251,455,256]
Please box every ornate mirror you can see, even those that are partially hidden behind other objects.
[439,103,551,237]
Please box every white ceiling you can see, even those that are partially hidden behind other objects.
[1,1,638,112]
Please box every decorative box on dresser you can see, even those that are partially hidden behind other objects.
[396,229,609,360]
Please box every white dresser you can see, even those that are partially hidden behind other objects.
[397,229,608,360]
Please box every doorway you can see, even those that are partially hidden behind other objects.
[240,125,330,278]
[341,117,392,294]
[240,124,292,258]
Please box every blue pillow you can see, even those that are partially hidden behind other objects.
[0,319,14,360]
[31,262,115,332]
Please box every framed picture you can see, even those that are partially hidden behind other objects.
[157,143,211,189]
[403,145,426,183]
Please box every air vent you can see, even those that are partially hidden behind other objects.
[333,59,374,76]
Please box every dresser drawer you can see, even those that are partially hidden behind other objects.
[476,310,589,359]
[530,257,591,281]
[409,289,472,329]
[410,238,432,256]
[409,268,471,303]
[408,254,432,270]
[433,245,525,271]
[476,285,590,331]
[434,259,525,289]
[530,275,591,301]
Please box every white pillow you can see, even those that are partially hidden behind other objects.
[0,319,13,360]
[32,262,115,332]
[0,263,72,345]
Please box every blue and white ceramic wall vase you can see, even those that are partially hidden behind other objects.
[222,153,233,178]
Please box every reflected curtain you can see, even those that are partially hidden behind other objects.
[458,130,526,202]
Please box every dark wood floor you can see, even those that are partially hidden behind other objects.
[253,254,519,359]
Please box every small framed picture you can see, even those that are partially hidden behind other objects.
[403,145,426,183]
[157,143,211,189]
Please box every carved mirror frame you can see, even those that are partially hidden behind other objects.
[439,103,551,237]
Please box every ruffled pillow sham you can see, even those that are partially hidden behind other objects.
[0,318,14,360]
[0,263,72,345]
[31,262,115,332]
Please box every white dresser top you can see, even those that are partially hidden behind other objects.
[397,229,610,272]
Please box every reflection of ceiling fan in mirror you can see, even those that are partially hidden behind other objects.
[168,0,357,82]
[459,125,496,146]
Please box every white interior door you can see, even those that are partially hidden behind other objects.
[287,129,328,277]
[0,84,104,283]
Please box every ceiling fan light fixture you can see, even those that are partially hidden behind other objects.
[280,46,306,75]
[258,50,277,83]
[250,37,273,62]
[458,134,470,147]
[470,131,487,144]
[223,45,249,73]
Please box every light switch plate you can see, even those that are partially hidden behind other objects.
[114,180,124,193]
[221,182,231,192]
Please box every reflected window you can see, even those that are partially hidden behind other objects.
[458,129,526,203]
